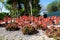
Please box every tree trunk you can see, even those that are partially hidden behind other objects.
[24,4,30,16]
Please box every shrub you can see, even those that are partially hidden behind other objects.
[0,12,9,20]
[0,13,4,20]
[22,26,38,35]
[37,25,43,29]
[5,22,20,31]
[38,25,47,31]
[45,26,60,39]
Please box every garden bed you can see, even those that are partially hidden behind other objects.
[0,16,60,40]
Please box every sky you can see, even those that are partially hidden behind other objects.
[0,0,55,12]
[40,0,55,7]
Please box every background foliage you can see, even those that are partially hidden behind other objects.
[0,0,41,17]
[47,0,60,13]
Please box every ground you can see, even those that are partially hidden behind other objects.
[0,27,54,40]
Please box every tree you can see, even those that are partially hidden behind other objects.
[4,0,41,17]
[0,0,4,3]
[32,0,41,16]
[47,0,60,13]
[22,0,41,16]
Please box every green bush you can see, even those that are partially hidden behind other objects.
[0,12,9,20]
[0,13,4,20]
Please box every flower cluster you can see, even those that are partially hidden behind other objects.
[0,16,60,29]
